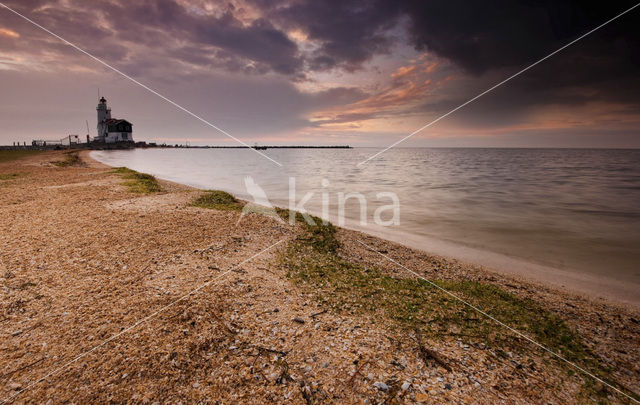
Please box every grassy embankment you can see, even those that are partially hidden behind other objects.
[278,215,637,402]
[112,167,162,193]
[188,189,635,402]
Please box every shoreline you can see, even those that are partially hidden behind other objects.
[89,150,640,310]
[1,150,638,403]
[344,222,640,311]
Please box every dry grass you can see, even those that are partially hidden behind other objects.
[0,173,21,180]
[190,190,244,211]
[112,167,162,193]
[52,152,83,167]
[0,150,42,163]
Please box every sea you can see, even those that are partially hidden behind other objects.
[91,147,640,292]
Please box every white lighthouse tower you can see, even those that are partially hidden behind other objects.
[96,96,111,142]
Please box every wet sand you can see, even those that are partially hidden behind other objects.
[345,222,640,310]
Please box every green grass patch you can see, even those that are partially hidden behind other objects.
[280,220,633,401]
[190,190,243,211]
[296,214,340,254]
[52,152,82,167]
[0,150,42,163]
[112,167,162,193]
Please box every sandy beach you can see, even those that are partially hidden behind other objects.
[1,150,639,404]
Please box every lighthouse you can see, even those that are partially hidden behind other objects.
[95,97,111,142]
[94,97,133,143]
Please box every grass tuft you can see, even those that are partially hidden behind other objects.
[52,152,82,167]
[191,190,243,211]
[0,173,21,180]
[112,167,162,193]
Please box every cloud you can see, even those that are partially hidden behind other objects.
[257,0,403,72]
[308,56,455,129]
[0,0,304,76]
[0,27,19,38]
[0,0,638,146]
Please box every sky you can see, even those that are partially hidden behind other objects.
[0,0,639,147]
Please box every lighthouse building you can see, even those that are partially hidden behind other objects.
[95,97,133,143]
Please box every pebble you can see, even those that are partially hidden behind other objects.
[401,382,411,391]
[373,382,388,391]
[444,383,452,390]
[292,317,305,324]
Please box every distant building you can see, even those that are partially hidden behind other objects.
[95,97,133,143]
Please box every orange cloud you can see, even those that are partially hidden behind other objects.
[390,65,416,79]
[0,28,19,38]
[309,59,450,132]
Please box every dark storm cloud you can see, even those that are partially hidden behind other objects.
[397,0,640,114]
[247,0,640,130]
[104,0,303,75]
[193,14,302,75]
[256,0,403,71]
[401,0,640,75]
[0,0,303,76]
[253,0,639,78]
[3,0,638,83]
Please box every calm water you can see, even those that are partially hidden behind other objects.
[91,148,640,284]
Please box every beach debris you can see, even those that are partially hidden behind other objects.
[292,317,305,324]
[415,329,453,372]
[373,381,389,391]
